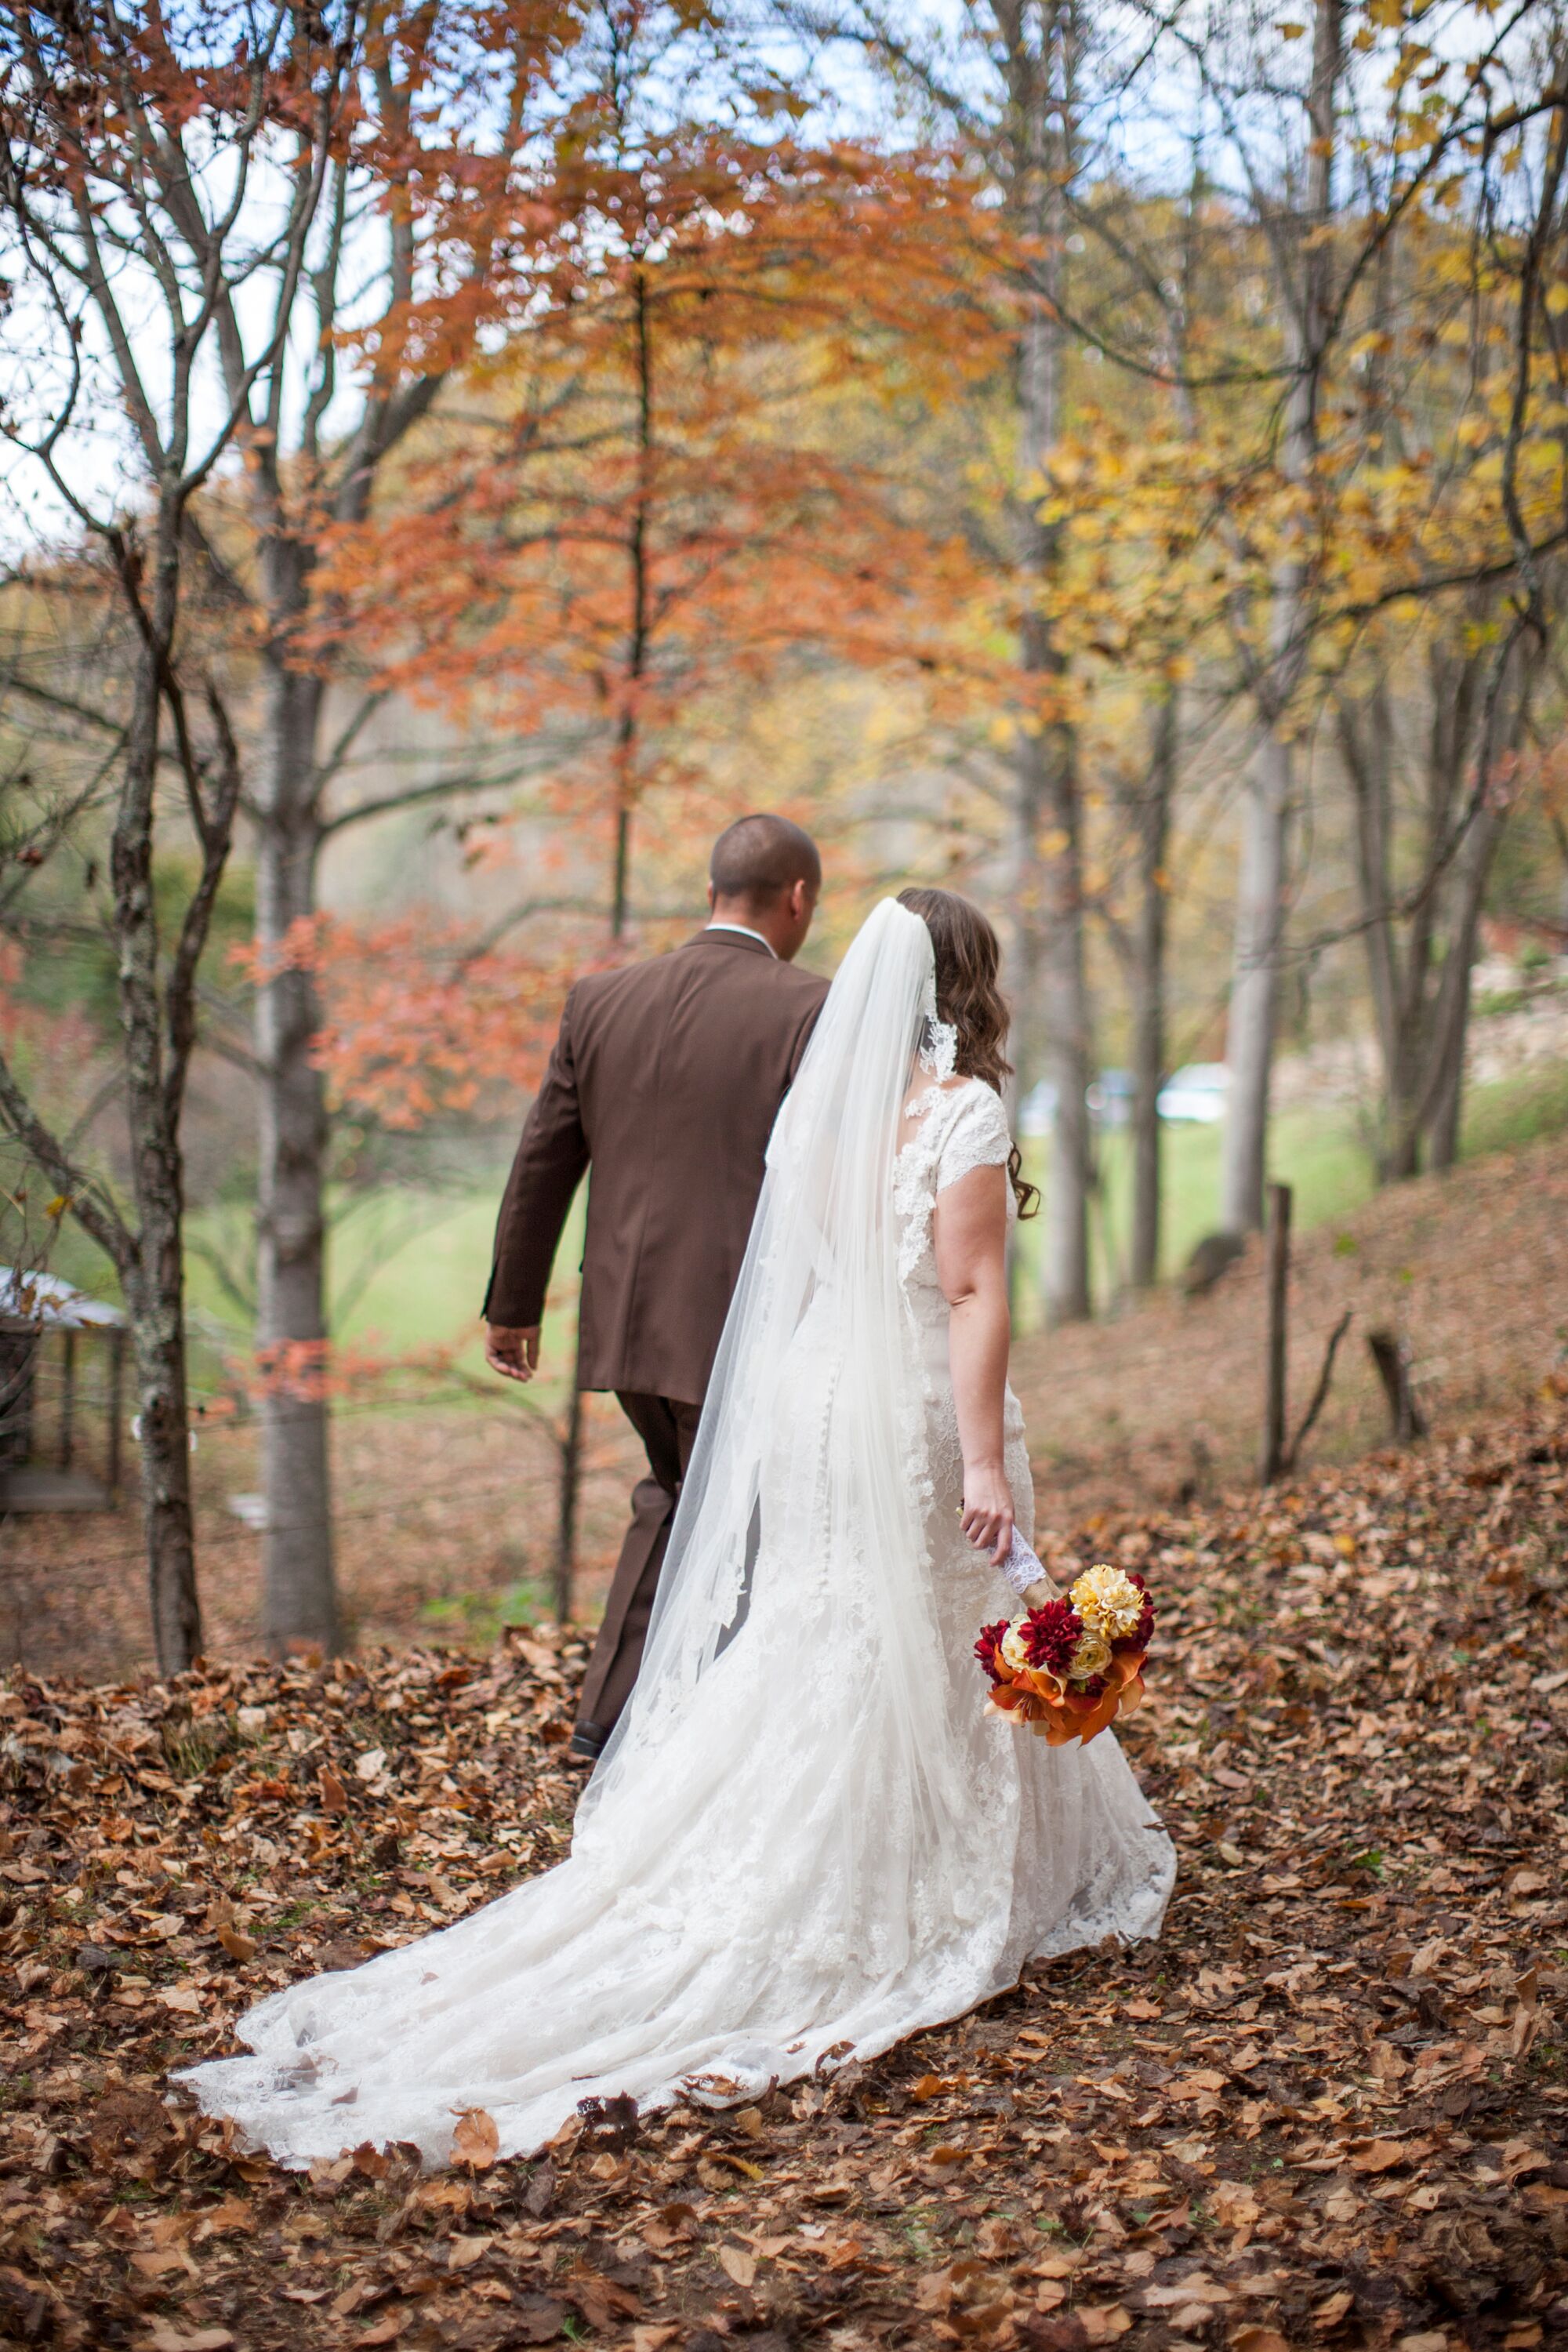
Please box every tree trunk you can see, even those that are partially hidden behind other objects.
[256,638,339,1657]
[1221,731,1291,1233]
[1423,802,1503,1171]
[1129,693,1174,1287]
[554,1377,583,1624]
[128,1277,202,1674]
[1221,0,1343,1236]
[112,514,205,1674]
[1017,709,1093,1323]
[1006,4,1091,1324]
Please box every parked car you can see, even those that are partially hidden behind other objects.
[1156,1062,1230,1123]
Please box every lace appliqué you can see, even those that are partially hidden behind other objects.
[918,972,959,1083]
[920,1019,958,1082]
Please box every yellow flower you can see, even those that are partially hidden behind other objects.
[1000,1622,1031,1674]
[1070,1625,1112,1679]
[1069,1563,1145,1639]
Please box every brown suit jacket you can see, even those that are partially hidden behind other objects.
[483,929,829,1404]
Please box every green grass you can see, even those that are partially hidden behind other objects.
[1457,1055,1568,1163]
[1010,1103,1379,1327]
[420,1577,556,1642]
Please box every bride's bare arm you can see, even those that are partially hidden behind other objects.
[933,1161,1014,1565]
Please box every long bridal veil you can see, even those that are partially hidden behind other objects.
[181,901,1169,2171]
[579,895,970,1838]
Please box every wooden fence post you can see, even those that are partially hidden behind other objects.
[59,1328,75,1472]
[1260,1181,1293,1484]
[107,1329,125,1497]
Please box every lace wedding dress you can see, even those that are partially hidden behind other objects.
[182,903,1174,2170]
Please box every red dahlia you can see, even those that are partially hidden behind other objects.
[975,1620,1011,1686]
[1022,1598,1083,1677]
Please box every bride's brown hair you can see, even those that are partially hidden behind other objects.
[897,886,1040,1219]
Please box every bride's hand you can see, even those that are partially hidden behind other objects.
[960,1463,1014,1567]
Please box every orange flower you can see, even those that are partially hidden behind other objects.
[985,1646,1147,1748]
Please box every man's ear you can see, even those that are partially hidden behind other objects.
[706,880,717,913]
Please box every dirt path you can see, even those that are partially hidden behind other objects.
[0,1399,1563,2350]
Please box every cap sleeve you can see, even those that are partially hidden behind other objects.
[935,1083,1013,1195]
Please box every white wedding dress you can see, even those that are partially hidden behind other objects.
[183,903,1173,2169]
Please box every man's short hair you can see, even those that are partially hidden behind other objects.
[710,813,821,901]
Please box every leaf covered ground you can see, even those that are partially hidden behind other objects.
[2,1403,1566,2352]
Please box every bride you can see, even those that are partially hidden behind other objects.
[183,890,1174,2169]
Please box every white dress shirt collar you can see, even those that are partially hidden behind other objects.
[704,921,777,958]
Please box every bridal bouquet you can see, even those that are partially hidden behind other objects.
[976,1564,1153,1747]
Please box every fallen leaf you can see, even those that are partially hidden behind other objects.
[641,2203,696,2251]
[1348,2136,1433,2174]
[1077,2307,1134,2344]
[354,2317,408,2349]
[718,2244,757,2288]
[570,2269,641,2328]
[452,2107,499,2171]
[1142,2275,1231,2310]
[510,2297,567,2345]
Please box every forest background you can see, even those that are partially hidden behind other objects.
[3,0,1568,1678]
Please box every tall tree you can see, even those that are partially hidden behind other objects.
[26,0,572,1655]
[0,5,256,1666]
[1216,0,1345,1236]
[1003,0,1094,1323]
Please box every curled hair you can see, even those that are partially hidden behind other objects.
[897,886,1040,1219]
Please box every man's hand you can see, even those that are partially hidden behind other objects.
[485,1324,540,1384]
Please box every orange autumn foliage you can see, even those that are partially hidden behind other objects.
[308,90,1004,931]
[232,915,612,1130]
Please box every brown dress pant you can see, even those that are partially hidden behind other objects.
[574,1391,703,1745]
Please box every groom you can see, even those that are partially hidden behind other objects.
[483,815,829,1761]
